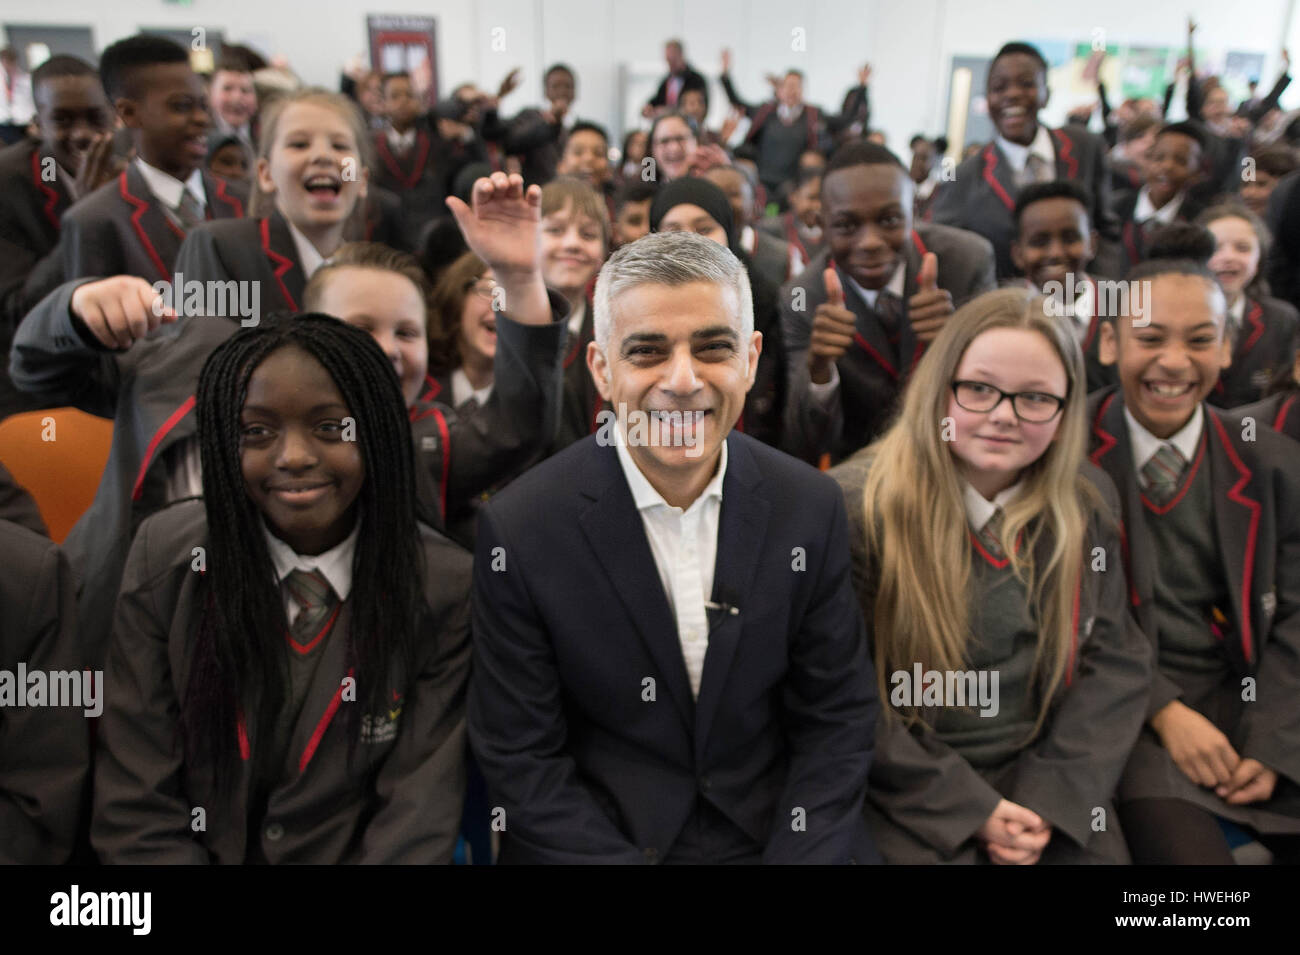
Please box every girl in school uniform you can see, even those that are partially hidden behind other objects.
[830,287,1152,864]
[1198,203,1300,408]
[539,177,609,450]
[93,314,472,863]
[175,88,373,315]
[1238,352,1300,444]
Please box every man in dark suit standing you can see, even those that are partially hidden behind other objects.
[469,230,879,864]
[644,40,707,118]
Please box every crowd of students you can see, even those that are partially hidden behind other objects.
[0,25,1297,865]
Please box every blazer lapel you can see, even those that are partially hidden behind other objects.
[1050,127,1079,179]
[1089,392,1153,625]
[577,441,695,732]
[31,145,70,231]
[694,435,769,757]
[284,602,355,780]
[981,143,1017,212]
[202,171,245,219]
[837,262,900,381]
[121,164,185,282]
[262,210,306,312]
[1206,409,1261,667]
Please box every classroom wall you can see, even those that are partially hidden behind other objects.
[5,0,1293,153]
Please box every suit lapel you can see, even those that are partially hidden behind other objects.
[121,164,185,282]
[981,143,1017,212]
[1205,410,1261,666]
[30,145,70,232]
[1089,392,1153,624]
[262,210,305,312]
[694,435,769,756]
[1050,127,1079,179]
[577,441,695,732]
[202,171,245,219]
[838,262,899,381]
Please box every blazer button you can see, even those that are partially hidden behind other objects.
[643,847,660,864]
[265,822,285,842]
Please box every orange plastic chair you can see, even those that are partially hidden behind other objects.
[0,408,113,544]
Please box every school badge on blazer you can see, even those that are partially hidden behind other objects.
[420,434,439,453]
[360,692,403,744]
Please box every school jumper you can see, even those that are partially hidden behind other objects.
[832,451,1152,863]
[780,223,997,465]
[92,499,472,863]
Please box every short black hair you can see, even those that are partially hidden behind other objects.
[1142,222,1217,264]
[825,140,906,176]
[909,133,929,149]
[614,177,658,212]
[32,55,97,89]
[99,34,191,101]
[568,120,609,145]
[1014,180,1091,227]
[990,42,1049,80]
[1157,120,1207,153]
[545,63,574,82]
[381,71,412,92]
[215,43,265,74]
[785,69,805,81]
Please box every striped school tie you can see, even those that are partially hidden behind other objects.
[176,189,206,230]
[284,569,338,649]
[1141,443,1187,506]
[976,507,1006,560]
[876,290,904,345]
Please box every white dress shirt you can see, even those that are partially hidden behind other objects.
[386,125,417,154]
[1133,186,1184,227]
[1060,275,1095,344]
[1124,404,1204,482]
[962,479,1023,533]
[567,298,587,340]
[995,125,1055,179]
[135,157,206,227]
[263,520,359,623]
[614,436,728,699]
[285,219,329,279]
[807,264,907,407]
[1226,294,1246,342]
[451,367,493,409]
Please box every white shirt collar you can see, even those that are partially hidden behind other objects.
[740,224,756,255]
[962,479,1023,532]
[567,298,587,340]
[1226,294,1246,334]
[451,367,493,408]
[1124,403,1203,473]
[995,124,1054,175]
[386,125,417,152]
[777,103,804,124]
[615,432,728,515]
[843,261,906,309]
[135,156,206,211]
[285,219,329,279]
[1134,186,1184,226]
[263,519,359,604]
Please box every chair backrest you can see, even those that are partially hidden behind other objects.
[0,409,113,544]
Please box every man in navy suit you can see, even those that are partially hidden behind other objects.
[468,230,879,864]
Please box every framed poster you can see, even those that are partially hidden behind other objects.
[367,14,437,105]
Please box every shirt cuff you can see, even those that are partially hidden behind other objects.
[807,364,840,407]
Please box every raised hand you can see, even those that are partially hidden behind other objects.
[721,48,732,75]
[907,252,952,342]
[807,266,857,384]
[73,130,118,197]
[858,64,872,86]
[497,67,522,100]
[70,276,176,350]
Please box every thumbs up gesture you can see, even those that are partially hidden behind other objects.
[907,252,953,343]
[808,266,857,383]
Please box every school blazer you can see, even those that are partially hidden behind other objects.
[60,163,246,283]
[780,223,997,465]
[930,126,1118,279]
[748,227,791,290]
[0,459,46,537]
[0,519,87,864]
[372,122,453,251]
[468,431,880,864]
[758,212,823,273]
[552,299,602,452]
[92,500,472,864]
[1110,189,1206,270]
[1238,390,1300,445]
[1087,389,1300,789]
[9,278,245,666]
[173,208,308,318]
[0,139,72,327]
[1209,296,1299,410]
[831,452,1151,863]
[408,292,569,546]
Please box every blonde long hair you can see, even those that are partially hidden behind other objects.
[248,88,373,231]
[862,287,1095,736]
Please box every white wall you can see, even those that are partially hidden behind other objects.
[5,0,1292,152]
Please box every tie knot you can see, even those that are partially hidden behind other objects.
[976,506,1006,559]
[284,568,333,611]
[176,189,205,229]
[1141,443,1188,505]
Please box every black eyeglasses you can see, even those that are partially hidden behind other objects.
[951,380,1066,423]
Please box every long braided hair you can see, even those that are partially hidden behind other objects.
[183,313,423,789]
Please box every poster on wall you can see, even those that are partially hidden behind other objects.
[367,14,438,106]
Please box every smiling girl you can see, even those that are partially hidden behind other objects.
[93,314,472,863]
[831,287,1151,863]
[175,88,371,315]
[1198,204,1299,408]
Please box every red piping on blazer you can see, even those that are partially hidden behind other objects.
[300,666,353,773]
[260,216,300,311]
[31,148,62,229]
[131,395,197,501]
[1139,432,1207,516]
[119,171,172,282]
[1209,412,1260,663]
[981,145,1016,213]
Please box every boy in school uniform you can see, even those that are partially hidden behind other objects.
[781,142,996,465]
[0,517,88,863]
[0,55,114,416]
[705,164,791,290]
[1010,180,1115,393]
[1089,256,1300,862]
[58,36,246,285]
[207,47,260,154]
[1111,122,1206,269]
[758,166,824,277]
[931,42,1118,281]
[611,178,657,249]
[373,72,451,253]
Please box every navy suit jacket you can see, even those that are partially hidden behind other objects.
[468,431,879,863]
